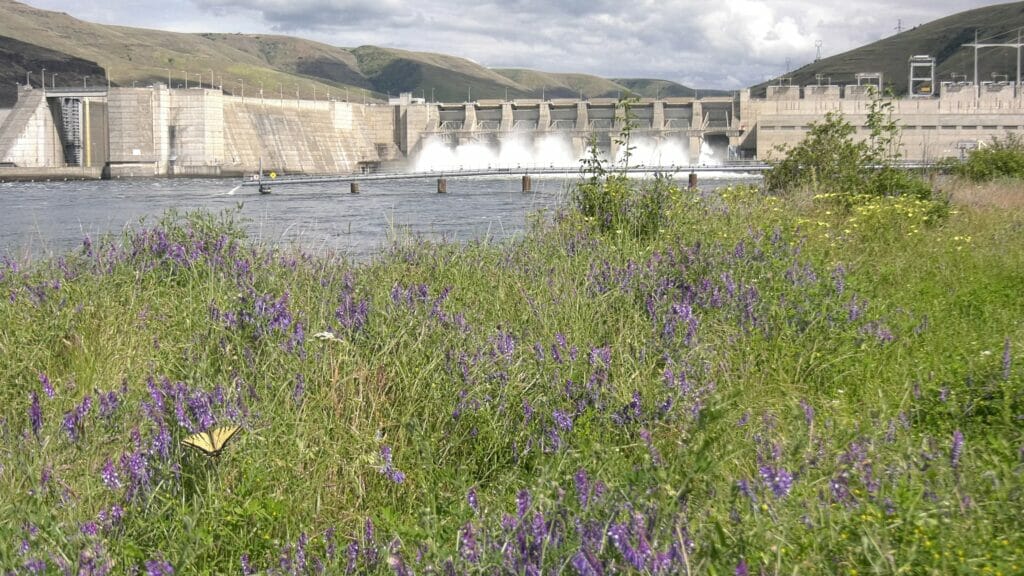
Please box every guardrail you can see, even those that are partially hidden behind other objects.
[240,162,771,188]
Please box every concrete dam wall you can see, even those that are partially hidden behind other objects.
[221,97,399,176]
[4,82,1024,178]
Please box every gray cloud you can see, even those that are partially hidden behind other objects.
[25,0,1000,89]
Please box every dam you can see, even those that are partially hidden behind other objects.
[1,76,1023,178]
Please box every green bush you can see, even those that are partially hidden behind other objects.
[572,97,679,240]
[953,133,1024,181]
[765,92,934,200]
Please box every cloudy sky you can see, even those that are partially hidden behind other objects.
[26,0,1002,88]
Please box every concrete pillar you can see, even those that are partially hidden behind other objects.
[576,102,589,131]
[652,101,665,130]
[350,182,359,194]
[500,103,513,131]
[437,178,447,193]
[688,172,698,189]
[538,102,551,131]
[522,174,532,193]
[691,100,703,129]
[689,136,702,164]
[464,104,477,131]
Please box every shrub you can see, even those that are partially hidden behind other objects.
[953,133,1024,181]
[765,91,934,200]
[573,97,679,240]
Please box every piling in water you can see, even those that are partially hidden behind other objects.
[437,178,447,194]
[688,172,698,190]
[522,175,532,193]
[350,182,360,194]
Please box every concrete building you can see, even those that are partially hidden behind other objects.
[1,80,1023,178]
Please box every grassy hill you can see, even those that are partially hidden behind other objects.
[0,0,714,108]
[752,1,1024,96]
[0,35,105,106]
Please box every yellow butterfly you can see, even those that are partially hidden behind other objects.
[181,425,241,457]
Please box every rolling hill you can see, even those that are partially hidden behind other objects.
[753,1,1024,96]
[0,0,704,107]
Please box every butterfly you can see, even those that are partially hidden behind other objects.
[181,424,242,457]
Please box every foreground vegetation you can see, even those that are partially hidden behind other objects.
[1,162,1022,574]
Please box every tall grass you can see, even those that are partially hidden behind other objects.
[0,180,1021,574]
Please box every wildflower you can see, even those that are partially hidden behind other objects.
[101,458,121,490]
[1004,337,1012,380]
[735,559,749,576]
[99,390,120,420]
[759,465,794,498]
[467,487,479,514]
[553,409,573,431]
[951,430,964,473]
[517,489,531,519]
[799,399,814,426]
[459,522,480,563]
[241,554,254,576]
[379,446,406,484]
[39,373,54,399]
[325,527,337,562]
[145,555,174,575]
[292,373,306,405]
[574,468,590,509]
[28,392,42,438]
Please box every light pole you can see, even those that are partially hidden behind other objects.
[237,78,243,98]
[84,76,89,88]
[41,68,45,92]
[163,68,170,89]
[52,73,57,89]
[182,70,187,89]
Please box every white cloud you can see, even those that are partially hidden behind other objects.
[21,0,1003,89]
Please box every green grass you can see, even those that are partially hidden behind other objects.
[0,180,1021,574]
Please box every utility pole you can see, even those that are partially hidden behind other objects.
[41,68,45,93]
[964,29,1024,98]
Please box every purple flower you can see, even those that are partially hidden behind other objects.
[517,489,531,519]
[379,446,405,484]
[39,373,55,399]
[80,522,99,537]
[101,458,121,490]
[325,527,337,561]
[467,487,479,513]
[292,373,306,405]
[574,468,590,508]
[28,392,42,438]
[553,409,573,431]
[951,430,964,473]
[459,522,480,563]
[759,465,794,498]
[23,558,46,574]
[241,554,254,576]
[494,328,515,358]
[145,555,174,575]
[735,559,749,576]
[799,399,814,426]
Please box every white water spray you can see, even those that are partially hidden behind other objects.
[413,134,695,172]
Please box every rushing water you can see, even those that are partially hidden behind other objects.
[0,172,760,261]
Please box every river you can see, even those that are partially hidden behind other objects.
[0,173,760,262]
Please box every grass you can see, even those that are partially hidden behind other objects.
[0,176,1022,575]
